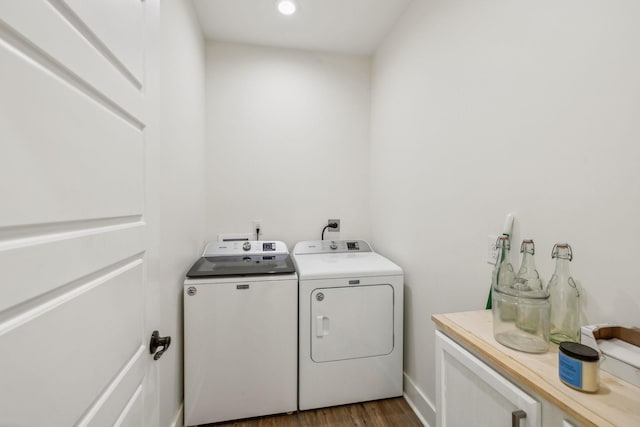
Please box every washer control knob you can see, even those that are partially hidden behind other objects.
[330,241,338,250]
[316,293,324,301]
[242,242,251,251]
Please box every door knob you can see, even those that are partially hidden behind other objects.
[149,330,171,360]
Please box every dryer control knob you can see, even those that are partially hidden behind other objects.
[330,241,338,250]
[242,242,252,251]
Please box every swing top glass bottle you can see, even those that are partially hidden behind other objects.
[487,235,515,309]
[516,239,542,290]
[548,243,580,344]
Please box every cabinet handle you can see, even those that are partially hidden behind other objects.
[512,409,526,427]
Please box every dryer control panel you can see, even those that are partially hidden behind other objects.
[293,240,372,254]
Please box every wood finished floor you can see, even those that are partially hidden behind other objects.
[204,398,422,427]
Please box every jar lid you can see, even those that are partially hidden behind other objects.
[493,283,549,299]
[559,342,600,362]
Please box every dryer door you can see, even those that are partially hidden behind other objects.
[311,284,394,362]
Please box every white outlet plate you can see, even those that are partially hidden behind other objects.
[487,235,499,264]
[328,219,340,232]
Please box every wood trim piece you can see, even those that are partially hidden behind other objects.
[592,326,640,347]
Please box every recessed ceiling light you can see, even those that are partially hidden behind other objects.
[277,0,297,16]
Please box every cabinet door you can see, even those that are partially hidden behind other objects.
[436,331,541,427]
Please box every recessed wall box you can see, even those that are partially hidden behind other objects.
[581,324,640,388]
[217,233,253,242]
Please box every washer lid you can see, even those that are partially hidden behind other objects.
[292,251,402,280]
[186,254,295,278]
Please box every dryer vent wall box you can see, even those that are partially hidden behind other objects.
[292,240,404,411]
[217,233,253,242]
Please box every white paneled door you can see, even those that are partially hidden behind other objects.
[0,1,160,426]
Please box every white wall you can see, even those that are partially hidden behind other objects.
[370,1,640,425]
[158,1,206,425]
[204,42,372,248]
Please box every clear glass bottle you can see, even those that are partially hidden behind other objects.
[548,243,580,344]
[493,235,516,287]
[487,235,516,310]
[514,240,544,334]
[516,240,542,290]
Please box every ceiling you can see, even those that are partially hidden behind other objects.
[192,0,413,55]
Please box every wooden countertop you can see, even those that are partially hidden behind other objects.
[432,310,640,427]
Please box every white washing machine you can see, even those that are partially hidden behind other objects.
[292,240,404,411]
[183,241,298,426]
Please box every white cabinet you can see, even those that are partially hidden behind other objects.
[436,330,585,427]
[436,331,540,427]
[434,311,640,426]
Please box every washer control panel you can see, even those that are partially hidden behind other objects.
[262,242,277,251]
[203,241,289,256]
[346,241,360,251]
[294,240,372,254]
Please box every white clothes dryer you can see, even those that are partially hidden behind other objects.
[292,240,404,410]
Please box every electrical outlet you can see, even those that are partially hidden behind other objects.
[487,235,499,264]
[328,219,340,232]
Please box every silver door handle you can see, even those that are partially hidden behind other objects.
[149,330,171,361]
[316,316,329,337]
[512,409,526,427]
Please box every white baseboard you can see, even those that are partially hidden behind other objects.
[403,372,436,427]
[168,403,184,427]
[175,378,432,427]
